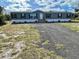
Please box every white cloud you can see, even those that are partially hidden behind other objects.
[35,0,65,9]
[34,6,65,12]
[5,6,32,12]
[8,0,29,3]
[35,0,48,6]
[4,0,32,11]
[0,0,78,12]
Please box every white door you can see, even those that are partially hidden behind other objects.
[40,13,43,19]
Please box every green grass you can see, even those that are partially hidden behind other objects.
[71,19,79,22]
[0,23,64,59]
[61,23,79,32]
[42,40,50,45]
[55,44,64,50]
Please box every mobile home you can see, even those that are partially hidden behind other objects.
[10,10,75,23]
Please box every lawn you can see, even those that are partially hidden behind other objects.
[0,23,64,59]
[61,23,79,32]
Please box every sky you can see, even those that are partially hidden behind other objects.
[0,0,79,12]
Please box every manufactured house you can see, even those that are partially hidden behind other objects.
[10,10,75,23]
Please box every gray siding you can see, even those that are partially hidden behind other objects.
[11,11,75,20]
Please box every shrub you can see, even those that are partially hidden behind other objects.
[75,17,79,20]
[4,14,11,21]
[0,14,6,25]
[73,12,79,20]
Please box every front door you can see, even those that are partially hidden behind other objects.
[38,13,45,22]
[40,13,43,19]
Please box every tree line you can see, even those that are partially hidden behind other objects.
[0,6,11,25]
[75,9,79,20]
[0,6,79,25]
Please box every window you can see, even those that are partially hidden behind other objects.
[29,13,37,19]
[26,14,29,19]
[51,13,58,19]
[58,13,62,18]
[22,13,24,16]
[59,13,62,16]
[67,13,70,16]
[67,13,71,18]
[12,13,17,19]
[11,13,14,19]
[62,13,67,19]
[17,13,21,19]
[46,13,51,19]
[21,13,26,19]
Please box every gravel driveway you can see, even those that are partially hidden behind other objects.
[32,23,79,59]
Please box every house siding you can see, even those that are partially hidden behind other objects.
[11,10,75,23]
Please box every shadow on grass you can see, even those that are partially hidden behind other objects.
[0,23,6,26]
[12,21,79,24]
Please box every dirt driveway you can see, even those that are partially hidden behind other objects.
[33,23,79,59]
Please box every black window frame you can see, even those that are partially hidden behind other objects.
[45,13,51,19]
[58,13,62,18]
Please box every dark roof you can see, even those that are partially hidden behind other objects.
[10,10,74,14]
[33,10,44,12]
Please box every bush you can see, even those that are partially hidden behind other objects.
[0,14,11,25]
[75,17,79,20]
[0,14,6,25]
[74,12,79,20]
[4,15,11,21]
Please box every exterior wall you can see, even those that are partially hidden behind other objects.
[46,19,71,22]
[11,19,38,23]
[11,11,75,23]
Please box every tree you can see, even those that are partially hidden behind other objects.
[0,6,6,25]
[76,11,79,20]
[74,10,79,20]
[4,14,11,21]
[0,14,5,25]
[0,6,3,14]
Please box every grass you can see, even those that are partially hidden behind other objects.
[42,40,50,45]
[0,23,64,59]
[55,44,64,50]
[72,20,79,22]
[61,23,79,32]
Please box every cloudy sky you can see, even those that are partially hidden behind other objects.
[0,0,79,12]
